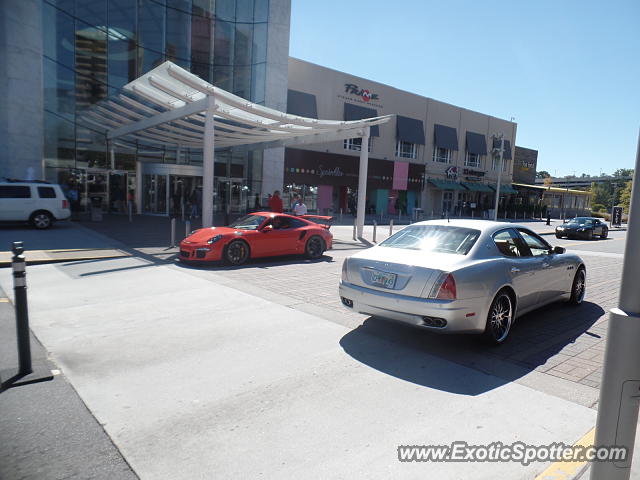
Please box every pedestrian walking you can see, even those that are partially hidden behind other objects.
[293,198,308,216]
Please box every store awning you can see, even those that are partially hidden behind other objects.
[428,179,466,190]
[434,124,459,150]
[287,89,318,118]
[492,138,512,160]
[461,181,493,192]
[396,115,425,145]
[465,131,487,155]
[490,183,519,194]
[344,103,379,136]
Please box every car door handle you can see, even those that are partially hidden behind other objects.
[510,267,520,273]
[542,262,550,268]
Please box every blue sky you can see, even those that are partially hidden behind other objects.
[289,0,639,177]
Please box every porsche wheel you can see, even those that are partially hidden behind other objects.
[224,240,249,266]
[483,290,514,345]
[568,267,586,305]
[304,235,325,259]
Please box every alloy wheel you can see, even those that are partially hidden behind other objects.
[33,213,52,229]
[571,268,586,304]
[226,240,248,265]
[305,236,324,259]
[487,293,513,344]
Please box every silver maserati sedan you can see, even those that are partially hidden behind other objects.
[339,220,586,344]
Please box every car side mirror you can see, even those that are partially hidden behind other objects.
[553,246,566,254]
[261,224,273,232]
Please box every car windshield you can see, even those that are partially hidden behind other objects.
[229,214,267,230]
[567,217,593,226]
[379,225,480,255]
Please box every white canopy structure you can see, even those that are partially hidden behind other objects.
[81,61,392,234]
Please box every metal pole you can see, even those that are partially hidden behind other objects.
[389,219,393,237]
[356,127,370,238]
[128,200,133,223]
[181,201,185,222]
[591,130,640,480]
[185,220,191,239]
[373,220,377,243]
[202,95,215,228]
[339,208,343,223]
[170,218,176,248]
[352,217,357,241]
[11,242,31,375]
[493,134,505,221]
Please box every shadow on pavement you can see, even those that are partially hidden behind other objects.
[339,300,603,395]
[175,253,336,271]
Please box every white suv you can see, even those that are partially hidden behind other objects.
[0,181,71,229]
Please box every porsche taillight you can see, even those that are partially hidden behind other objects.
[429,273,457,300]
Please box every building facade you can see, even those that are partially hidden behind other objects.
[285,58,518,218]
[0,0,290,215]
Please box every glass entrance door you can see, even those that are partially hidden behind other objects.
[142,174,167,214]
[215,177,248,214]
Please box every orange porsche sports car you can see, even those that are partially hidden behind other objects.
[179,212,333,265]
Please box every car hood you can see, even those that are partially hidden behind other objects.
[182,226,251,243]
[558,224,592,230]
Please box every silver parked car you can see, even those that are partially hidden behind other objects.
[339,220,586,344]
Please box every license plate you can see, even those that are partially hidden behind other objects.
[370,270,397,289]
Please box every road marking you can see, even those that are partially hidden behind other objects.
[534,427,595,480]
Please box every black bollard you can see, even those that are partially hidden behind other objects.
[546,211,551,226]
[12,242,32,376]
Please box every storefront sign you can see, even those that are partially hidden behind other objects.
[446,166,458,179]
[318,165,344,178]
[463,168,485,177]
[344,83,379,103]
[612,206,623,227]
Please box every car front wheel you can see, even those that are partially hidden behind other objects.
[483,290,514,345]
[224,240,250,266]
[30,211,53,229]
[555,233,563,239]
[600,228,608,239]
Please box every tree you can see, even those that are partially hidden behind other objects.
[536,170,551,179]
[543,176,553,187]
[613,168,634,178]
[619,181,633,212]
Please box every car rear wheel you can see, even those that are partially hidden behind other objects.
[30,211,53,229]
[568,267,586,305]
[600,227,608,239]
[304,235,325,259]
[483,290,513,345]
[224,240,249,266]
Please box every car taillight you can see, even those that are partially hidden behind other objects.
[62,199,69,209]
[429,272,457,300]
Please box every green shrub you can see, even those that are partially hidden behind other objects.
[591,203,606,213]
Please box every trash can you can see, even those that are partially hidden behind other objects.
[90,196,103,222]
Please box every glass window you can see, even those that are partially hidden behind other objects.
[43,2,75,68]
[252,22,267,64]
[44,111,76,169]
[465,152,480,168]
[517,229,551,256]
[214,20,234,65]
[215,0,236,21]
[166,0,191,68]
[433,147,450,163]
[254,0,269,22]
[76,0,106,27]
[493,229,527,257]
[191,9,212,79]
[43,58,75,121]
[344,138,372,152]
[380,225,480,255]
[138,0,165,74]
[395,140,416,159]
[235,0,254,23]
[233,65,251,99]
[38,187,57,198]
[0,186,32,198]
[234,22,253,66]
[251,63,266,104]
[229,214,267,229]
[108,0,137,93]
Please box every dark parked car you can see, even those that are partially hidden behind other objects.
[555,217,608,240]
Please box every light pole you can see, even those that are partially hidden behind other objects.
[590,129,640,480]
[492,133,505,221]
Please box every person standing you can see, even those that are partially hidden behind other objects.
[293,198,308,216]
[254,193,261,211]
[268,190,283,213]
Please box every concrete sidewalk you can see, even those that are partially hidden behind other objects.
[0,284,137,480]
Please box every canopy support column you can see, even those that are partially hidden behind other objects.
[356,127,370,238]
[202,94,216,228]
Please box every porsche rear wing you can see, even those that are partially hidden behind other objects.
[301,215,333,229]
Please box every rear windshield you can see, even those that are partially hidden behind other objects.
[379,225,480,255]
